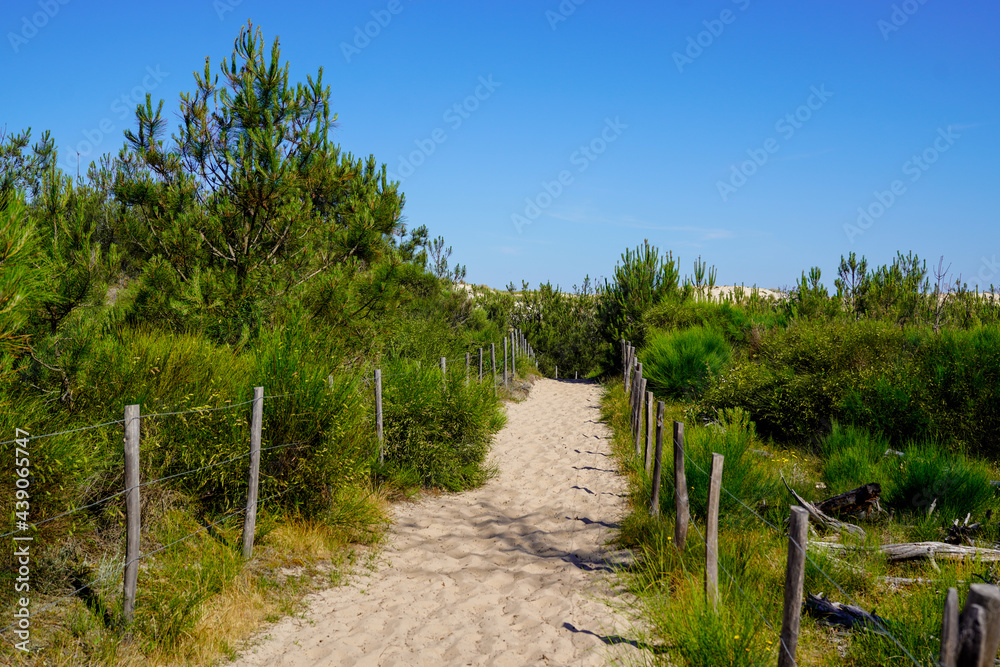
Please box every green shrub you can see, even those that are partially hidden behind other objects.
[819,423,887,494]
[819,424,997,520]
[643,299,786,346]
[380,358,506,490]
[654,408,782,525]
[886,442,997,519]
[702,319,906,444]
[641,326,732,400]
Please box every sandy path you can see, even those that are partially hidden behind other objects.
[231,378,637,666]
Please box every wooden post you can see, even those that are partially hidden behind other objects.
[705,453,724,611]
[503,338,509,390]
[478,347,483,381]
[621,338,626,383]
[465,352,470,385]
[958,584,1000,666]
[645,391,654,474]
[634,377,647,457]
[555,365,558,379]
[633,362,643,439]
[440,356,447,391]
[960,606,988,667]
[374,370,384,464]
[674,421,690,546]
[123,403,141,623]
[778,506,809,667]
[649,401,664,516]
[624,345,631,391]
[575,370,578,380]
[242,387,264,560]
[941,588,959,667]
[510,331,516,378]
[491,343,497,394]
[625,343,633,394]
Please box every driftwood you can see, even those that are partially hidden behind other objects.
[781,475,866,539]
[810,540,1000,563]
[815,483,882,517]
[804,593,888,634]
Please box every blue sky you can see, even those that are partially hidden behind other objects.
[3,0,998,291]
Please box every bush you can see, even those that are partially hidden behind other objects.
[641,326,732,401]
[819,424,997,520]
[643,299,786,346]
[653,408,782,524]
[702,319,906,444]
[380,358,506,490]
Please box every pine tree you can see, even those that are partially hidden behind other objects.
[113,21,404,326]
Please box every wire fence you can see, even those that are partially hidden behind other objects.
[2,329,536,645]
[620,340,927,667]
[678,446,922,666]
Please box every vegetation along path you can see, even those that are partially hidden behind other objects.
[231,378,637,666]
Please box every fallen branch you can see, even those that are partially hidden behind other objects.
[781,474,866,539]
[810,541,1000,563]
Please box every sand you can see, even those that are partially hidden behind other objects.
[230,378,639,667]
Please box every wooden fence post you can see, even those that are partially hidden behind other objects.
[575,370,578,380]
[706,453,724,611]
[621,338,626,383]
[958,584,1000,666]
[645,391,654,474]
[634,377,647,457]
[941,588,959,667]
[510,331,516,378]
[123,403,141,624]
[632,362,643,439]
[242,387,264,560]
[479,347,483,381]
[465,352,470,385]
[555,365,558,379]
[674,421,690,546]
[649,401,665,516]
[503,338,509,390]
[440,356,447,391]
[625,343,633,394]
[778,506,809,667]
[491,343,497,394]
[374,369,384,464]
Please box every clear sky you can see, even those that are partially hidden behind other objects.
[3,0,998,292]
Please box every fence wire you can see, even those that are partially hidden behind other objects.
[633,395,924,667]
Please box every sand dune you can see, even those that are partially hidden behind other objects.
[230,378,638,666]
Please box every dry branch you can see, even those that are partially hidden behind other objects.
[781,475,866,539]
